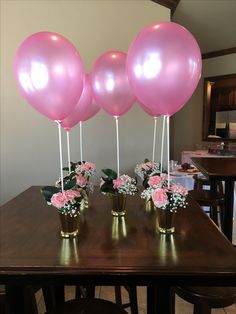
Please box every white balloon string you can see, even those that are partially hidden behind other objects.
[152,117,157,162]
[80,121,83,162]
[56,121,64,192]
[115,117,120,177]
[166,115,170,188]
[66,131,71,174]
[160,116,166,173]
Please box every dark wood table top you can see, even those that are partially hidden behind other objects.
[0,186,236,286]
[191,157,236,243]
[191,157,236,181]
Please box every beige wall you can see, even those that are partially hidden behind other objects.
[0,0,169,205]
[172,53,236,162]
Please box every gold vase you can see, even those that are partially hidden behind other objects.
[145,199,155,212]
[59,213,79,238]
[156,207,176,234]
[110,194,127,216]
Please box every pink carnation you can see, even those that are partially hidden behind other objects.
[51,192,67,208]
[160,173,169,181]
[113,177,122,189]
[152,188,169,208]
[171,184,188,196]
[76,174,88,187]
[51,189,81,209]
[78,162,96,173]
[65,189,81,202]
[148,175,162,187]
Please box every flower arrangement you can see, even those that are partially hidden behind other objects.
[134,158,160,188]
[41,184,88,217]
[41,161,96,216]
[100,168,137,195]
[141,174,188,211]
[61,161,96,192]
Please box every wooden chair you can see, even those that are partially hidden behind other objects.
[172,286,236,314]
[189,175,225,227]
[114,286,138,314]
[3,285,63,314]
[75,285,138,314]
[45,298,128,314]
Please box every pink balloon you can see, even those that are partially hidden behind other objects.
[139,102,161,118]
[126,22,202,116]
[61,74,100,131]
[13,31,84,121]
[90,51,136,117]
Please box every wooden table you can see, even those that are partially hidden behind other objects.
[191,157,236,242]
[0,186,236,314]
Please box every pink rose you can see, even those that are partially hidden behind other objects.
[76,174,88,187]
[148,175,162,187]
[51,192,67,208]
[152,188,169,208]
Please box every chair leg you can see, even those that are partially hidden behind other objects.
[210,206,219,226]
[75,285,95,299]
[53,286,65,304]
[219,201,225,230]
[127,286,138,314]
[114,286,122,306]
[41,286,57,311]
[75,286,86,299]
[114,286,139,314]
[169,288,176,314]
[86,285,95,298]
[24,286,39,314]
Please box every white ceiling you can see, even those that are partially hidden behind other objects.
[172,0,236,54]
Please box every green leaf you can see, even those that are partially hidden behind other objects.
[100,181,115,194]
[144,158,150,163]
[64,178,77,190]
[101,168,117,179]
[70,161,78,172]
[63,167,69,171]
[41,186,60,202]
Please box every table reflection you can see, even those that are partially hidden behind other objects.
[60,238,79,265]
[112,216,127,240]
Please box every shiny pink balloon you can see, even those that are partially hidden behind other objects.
[127,22,202,116]
[90,51,136,117]
[139,102,161,118]
[61,74,100,131]
[13,31,84,121]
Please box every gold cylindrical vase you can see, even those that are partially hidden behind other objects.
[59,213,79,238]
[145,199,155,212]
[156,207,176,234]
[110,194,127,216]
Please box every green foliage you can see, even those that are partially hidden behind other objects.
[63,161,84,173]
[100,168,118,194]
[41,186,60,203]
[101,168,117,179]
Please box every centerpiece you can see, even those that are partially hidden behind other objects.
[100,168,137,216]
[63,161,96,194]
[141,174,188,233]
[134,159,160,211]
[134,159,160,188]
[41,161,96,238]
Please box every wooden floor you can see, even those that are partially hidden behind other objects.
[36,220,236,314]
